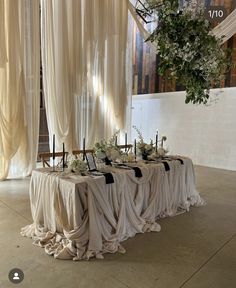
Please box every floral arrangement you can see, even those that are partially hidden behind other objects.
[119,153,136,163]
[94,130,122,162]
[157,147,167,157]
[133,126,154,159]
[144,0,231,105]
[149,147,168,160]
[67,154,87,174]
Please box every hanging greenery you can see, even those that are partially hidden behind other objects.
[145,0,231,104]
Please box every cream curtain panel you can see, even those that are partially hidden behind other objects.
[0,0,7,67]
[41,0,130,152]
[0,0,40,180]
[128,1,236,51]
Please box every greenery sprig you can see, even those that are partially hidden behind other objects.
[133,126,154,156]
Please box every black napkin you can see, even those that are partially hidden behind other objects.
[176,158,184,165]
[104,157,112,166]
[131,167,142,178]
[89,170,114,184]
[115,164,142,178]
[102,172,114,184]
[162,161,170,171]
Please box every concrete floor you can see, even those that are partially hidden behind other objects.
[0,165,235,288]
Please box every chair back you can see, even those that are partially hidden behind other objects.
[72,149,94,158]
[117,144,133,153]
[38,152,68,168]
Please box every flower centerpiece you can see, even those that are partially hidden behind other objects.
[133,126,154,160]
[94,131,122,164]
[67,154,87,174]
[149,134,168,159]
[150,146,168,160]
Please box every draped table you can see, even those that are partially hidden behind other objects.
[21,157,205,260]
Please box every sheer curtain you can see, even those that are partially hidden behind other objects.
[0,0,40,180]
[40,0,75,153]
[0,0,7,67]
[41,0,130,151]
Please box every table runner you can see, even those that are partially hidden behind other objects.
[21,157,205,260]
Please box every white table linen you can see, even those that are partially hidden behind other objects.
[21,157,205,260]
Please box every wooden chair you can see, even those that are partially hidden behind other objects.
[38,152,68,168]
[117,144,133,153]
[72,149,95,158]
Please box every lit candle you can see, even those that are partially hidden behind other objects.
[155,130,158,153]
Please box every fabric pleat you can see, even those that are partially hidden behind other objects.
[21,157,205,260]
[0,0,40,180]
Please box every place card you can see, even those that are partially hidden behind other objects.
[85,152,97,171]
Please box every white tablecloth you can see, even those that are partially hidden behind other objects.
[21,157,205,260]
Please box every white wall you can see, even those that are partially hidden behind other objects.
[132,87,236,171]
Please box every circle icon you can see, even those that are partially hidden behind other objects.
[8,268,24,284]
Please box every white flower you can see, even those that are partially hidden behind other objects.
[157,147,166,157]
[95,150,106,160]
[145,144,153,152]
[107,148,121,161]
[94,130,122,162]
[148,152,158,160]
[68,154,87,174]
[67,154,76,162]
[127,153,135,162]
[121,153,135,163]
[149,147,168,159]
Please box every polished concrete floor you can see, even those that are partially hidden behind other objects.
[0,166,236,288]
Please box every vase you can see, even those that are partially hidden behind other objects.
[104,156,112,166]
[142,153,148,160]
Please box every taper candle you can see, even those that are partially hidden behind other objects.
[52,134,55,171]
[125,132,127,152]
[155,131,158,153]
[62,143,65,169]
[83,137,85,160]
[52,134,55,160]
